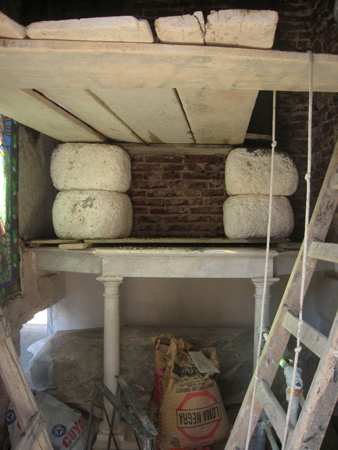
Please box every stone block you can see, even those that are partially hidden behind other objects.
[205,9,278,49]
[26,16,154,43]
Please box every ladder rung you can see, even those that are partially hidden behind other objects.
[14,411,45,450]
[282,311,327,358]
[308,241,338,264]
[256,380,294,443]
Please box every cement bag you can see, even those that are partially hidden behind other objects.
[150,335,193,430]
[7,392,87,450]
[157,339,230,450]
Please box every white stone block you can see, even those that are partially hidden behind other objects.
[223,195,294,239]
[155,12,205,44]
[0,11,26,39]
[52,190,133,239]
[51,143,131,192]
[26,16,154,43]
[225,148,298,196]
[205,9,278,49]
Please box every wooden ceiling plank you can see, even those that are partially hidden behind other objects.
[41,89,143,142]
[0,41,337,92]
[0,12,26,39]
[178,88,258,145]
[0,88,105,142]
[119,143,233,155]
[92,88,194,144]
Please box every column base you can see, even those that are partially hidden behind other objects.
[92,420,140,450]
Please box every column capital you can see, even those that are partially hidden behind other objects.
[97,275,123,284]
[251,277,280,286]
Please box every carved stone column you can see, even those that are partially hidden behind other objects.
[94,275,124,447]
[251,277,279,367]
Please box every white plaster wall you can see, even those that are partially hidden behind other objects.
[49,271,337,334]
[49,274,258,332]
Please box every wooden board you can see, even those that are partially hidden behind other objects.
[178,88,258,144]
[0,40,337,92]
[120,143,233,155]
[92,88,194,143]
[0,12,26,39]
[41,89,143,142]
[0,88,105,142]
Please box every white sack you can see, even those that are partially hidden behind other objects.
[51,143,131,192]
[223,195,294,239]
[225,148,298,196]
[7,392,88,450]
[53,190,133,239]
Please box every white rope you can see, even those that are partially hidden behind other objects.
[281,50,314,450]
[244,90,277,450]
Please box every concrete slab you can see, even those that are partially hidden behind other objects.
[155,12,205,44]
[26,16,154,43]
[205,9,278,49]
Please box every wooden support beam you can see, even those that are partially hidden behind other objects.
[0,40,338,92]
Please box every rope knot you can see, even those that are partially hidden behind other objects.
[295,346,302,354]
[271,140,277,149]
[305,173,311,181]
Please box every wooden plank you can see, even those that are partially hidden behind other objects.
[92,88,194,143]
[256,380,293,443]
[0,40,337,92]
[14,411,45,450]
[26,239,80,247]
[0,88,105,142]
[308,241,338,264]
[285,307,338,450]
[120,143,233,155]
[178,88,258,144]
[0,315,53,450]
[0,12,26,39]
[41,89,142,142]
[59,243,93,250]
[282,311,327,358]
[83,237,282,244]
[225,138,338,450]
[26,16,154,43]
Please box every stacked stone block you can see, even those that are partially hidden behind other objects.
[51,143,133,239]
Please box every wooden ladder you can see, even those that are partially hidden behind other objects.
[0,312,53,450]
[225,138,338,450]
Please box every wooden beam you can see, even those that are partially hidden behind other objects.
[0,40,338,92]
[0,88,105,142]
[119,143,233,155]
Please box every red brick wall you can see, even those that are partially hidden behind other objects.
[130,155,226,236]
[126,0,338,240]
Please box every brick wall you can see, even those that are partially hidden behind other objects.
[130,155,226,236]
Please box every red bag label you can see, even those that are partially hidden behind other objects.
[175,391,222,442]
